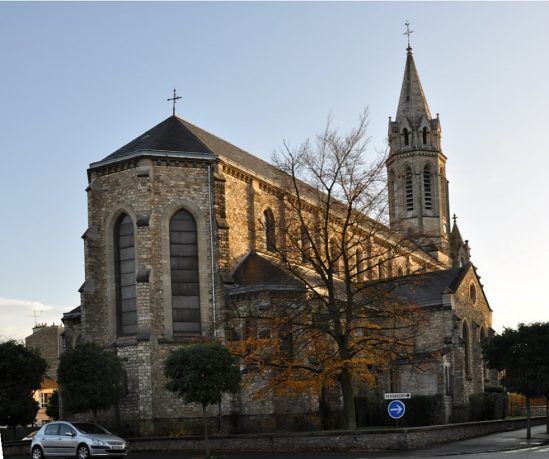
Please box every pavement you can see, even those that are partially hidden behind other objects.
[5,424,549,458]
[396,424,549,457]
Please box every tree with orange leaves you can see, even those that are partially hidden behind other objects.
[226,110,428,431]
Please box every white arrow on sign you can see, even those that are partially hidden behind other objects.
[389,404,403,415]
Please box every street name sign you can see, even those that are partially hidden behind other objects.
[387,399,406,419]
[384,392,411,400]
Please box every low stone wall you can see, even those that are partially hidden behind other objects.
[3,417,544,456]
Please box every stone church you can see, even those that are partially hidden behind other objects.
[67,45,495,434]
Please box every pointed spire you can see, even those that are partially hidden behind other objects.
[395,47,432,125]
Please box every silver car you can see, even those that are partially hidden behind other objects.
[30,421,127,459]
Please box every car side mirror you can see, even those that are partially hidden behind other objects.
[65,431,75,437]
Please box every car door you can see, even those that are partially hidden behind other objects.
[42,423,60,456]
[58,423,79,456]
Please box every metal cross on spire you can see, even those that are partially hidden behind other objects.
[453,214,458,225]
[167,88,182,116]
[403,20,414,49]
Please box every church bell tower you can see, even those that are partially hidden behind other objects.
[386,40,451,266]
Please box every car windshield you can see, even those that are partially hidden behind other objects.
[72,423,109,434]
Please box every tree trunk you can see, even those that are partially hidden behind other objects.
[202,404,210,458]
[338,368,356,430]
[526,396,531,440]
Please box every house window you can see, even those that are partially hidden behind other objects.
[403,128,409,146]
[422,126,428,145]
[170,209,200,334]
[115,213,137,336]
[405,167,414,211]
[423,164,433,210]
[263,208,276,252]
[40,392,52,409]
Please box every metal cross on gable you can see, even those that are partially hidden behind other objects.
[403,20,414,48]
[167,88,182,116]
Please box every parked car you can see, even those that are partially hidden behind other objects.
[30,421,127,458]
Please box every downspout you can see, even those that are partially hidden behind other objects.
[208,164,217,337]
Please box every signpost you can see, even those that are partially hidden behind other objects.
[387,399,406,419]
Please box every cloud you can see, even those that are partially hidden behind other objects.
[0,297,73,342]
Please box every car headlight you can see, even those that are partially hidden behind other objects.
[91,439,109,447]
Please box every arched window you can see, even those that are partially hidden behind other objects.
[403,128,409,146]
[423,164,433,211]
[462,321,471,377]
[170,209,200,334]
[378,258,385,279]
[356,248,364,281]
[115,214,137,336]
[422,127,428,145]
[405,167,414,211]
[300,224,311,263]
[480,327,488,382]
[330,238,340,276]
[263,208,276,252]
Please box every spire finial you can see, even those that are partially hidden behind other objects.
[403,20,414,51]
[167,88,182,116]
[453,214,458,225]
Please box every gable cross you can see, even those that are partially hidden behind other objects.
[167,88,182,116]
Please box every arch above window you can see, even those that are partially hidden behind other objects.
[115,213,137,337]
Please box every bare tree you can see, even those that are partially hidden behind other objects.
[227,110,429,430]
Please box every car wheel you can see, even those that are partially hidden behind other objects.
[31,445,44,459]
[76,444,91,459]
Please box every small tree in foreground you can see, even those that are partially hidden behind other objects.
[165,342,241,457]
[46,390,59,420]
[58,342,125,420]
[483,322,549,439]
[0,340,47,430]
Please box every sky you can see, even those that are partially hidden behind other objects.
[1,1,548,341]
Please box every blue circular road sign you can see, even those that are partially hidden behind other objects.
[387,399,406,419]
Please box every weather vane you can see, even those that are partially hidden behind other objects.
[403,20,414,49]
[167,88,182,116]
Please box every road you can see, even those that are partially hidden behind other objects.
[9,425,549,458]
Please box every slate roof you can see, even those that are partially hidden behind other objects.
[366,264,470,307]
[91,116,285,184]
[230,252,303,291]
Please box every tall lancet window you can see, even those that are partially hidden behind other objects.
[263,208,276,252]
[423,164,433,210]
[170,209,201,334]
[422,127,428,145]
[115,214,137,336]
[403,128,409,146]
[405,167,414,211]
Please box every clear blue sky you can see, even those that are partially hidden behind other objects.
[2,2,548,340]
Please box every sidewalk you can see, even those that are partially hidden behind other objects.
[402,424,549,456]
